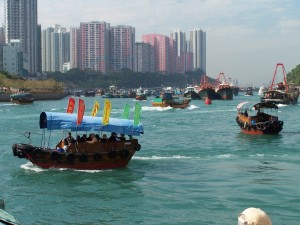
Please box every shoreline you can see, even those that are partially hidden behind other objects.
[0,92,70,102]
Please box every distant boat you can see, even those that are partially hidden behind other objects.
[10,92,34,104]
[152,92,190,109]
[215,72,233,100]
[184,86,199,100]
[260,63,300,105]
[258,86,266,96]
[229,78,239,96]
[83,90,96,97]
[197,75,220,100]
[135,87,147,101]
[245,87,253,96]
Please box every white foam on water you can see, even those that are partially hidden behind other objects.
[21,162,45,172]
[133,155,194,160]
[187,104,199,110]
[142,106,172,111]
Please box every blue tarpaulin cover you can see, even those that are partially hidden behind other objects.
[39,112,144,136]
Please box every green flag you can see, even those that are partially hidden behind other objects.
[133,102,142,126]
[122,103,131,119]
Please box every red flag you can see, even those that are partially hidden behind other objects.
[66,97,75,114]
[77,99,85,125]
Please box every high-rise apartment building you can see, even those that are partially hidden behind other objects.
[142,34,176,74]
[41,25,70,72]
[80,21,110,73]
[4,0,39,75]
[109,25,135,72]
[171,29,190,72]
[69,27,81,69]
[189,28,206,73]
[135,42,155,73]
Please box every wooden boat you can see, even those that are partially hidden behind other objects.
[215,72,233,100]
[260,63,300,105]
[10,92,34,104]
[12,112,144,170]
[152,92,190,109]
[236,101,283,135]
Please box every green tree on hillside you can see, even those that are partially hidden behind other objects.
[287,64,300,85]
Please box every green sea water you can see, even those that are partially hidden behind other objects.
[0,94,299,225]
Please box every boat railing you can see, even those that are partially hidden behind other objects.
[66,139,138,154]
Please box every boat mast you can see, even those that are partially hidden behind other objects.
[270,63,288,91]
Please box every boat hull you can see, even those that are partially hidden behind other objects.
[216,87,233,100]
[12,140,141,170]
[232,87,239,96]
[198,88,221,100]
[183,91,199,100]
[152,99,190,109]
[10,99,34,104]
[236,116,283,135]
[136,95,147,101]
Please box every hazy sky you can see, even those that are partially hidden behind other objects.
[1,0,300,86]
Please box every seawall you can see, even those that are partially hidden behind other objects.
[0,92,70,102]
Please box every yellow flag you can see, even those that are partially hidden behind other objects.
[91,100,100,116]
[102,99,111,125]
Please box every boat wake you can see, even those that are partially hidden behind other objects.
[277,104,288,108]
[187,104,199,110]
[133,155,196,160]
[142,106,172,111]
[21,162,45,172]
[21,162,110,173]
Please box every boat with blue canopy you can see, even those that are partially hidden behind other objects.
[236,101,283,134]
[12,112,144,170]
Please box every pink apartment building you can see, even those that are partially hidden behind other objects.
[80,21,109,73]
[109,25,135,72]
[142,34,176,74]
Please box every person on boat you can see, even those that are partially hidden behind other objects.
[109,132,117,142]
[238,207,272,225]
[100,134,108,143]
[80,134,87,142]
[86,133,98,144]
[76,135,81,142]
[128,135,133,140]
[117,134,126,141]
[64,132,75,146]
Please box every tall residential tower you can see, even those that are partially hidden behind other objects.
[189,28,206,73]
[4,0,39,75]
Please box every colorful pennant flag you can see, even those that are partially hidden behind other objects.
[133,102,142,126]
[77,99,85,125]
[121,103,131,119]
[66,97,75,114]
[102,99,111,125]
[91,100,100,117]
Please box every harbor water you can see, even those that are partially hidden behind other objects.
[0,94,299,225]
